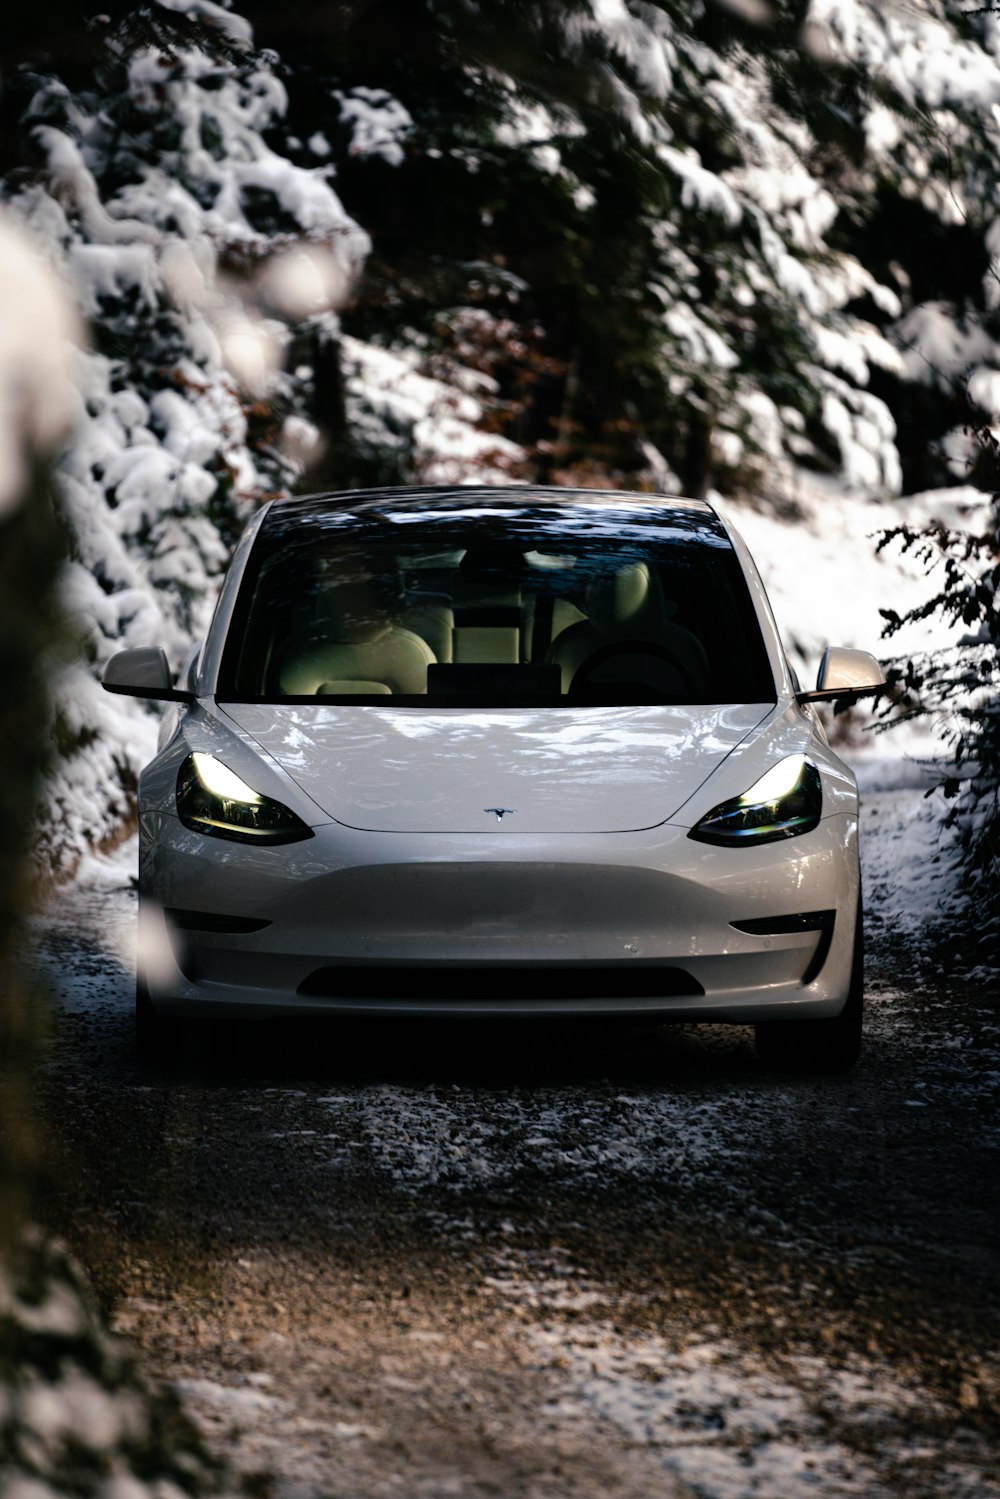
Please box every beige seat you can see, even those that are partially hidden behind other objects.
[399,601,454,664]
[451,546,522,664]
[276,574,435,695]
[278,631,434,694]
[521,594,587,660]
[548,562,709,697]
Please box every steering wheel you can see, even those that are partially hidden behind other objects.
[567,640,699,702]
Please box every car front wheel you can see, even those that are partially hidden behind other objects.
[754,903,864,1073]
[135,976,185,1062]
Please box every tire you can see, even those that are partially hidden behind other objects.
[135,976,177,1061]
[755,903,864,1073]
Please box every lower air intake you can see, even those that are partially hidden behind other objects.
[297,965,704,1002]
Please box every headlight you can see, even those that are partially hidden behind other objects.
[176,752,313,845]
[688,755,822,847]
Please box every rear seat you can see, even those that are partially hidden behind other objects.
[451,547,522,663]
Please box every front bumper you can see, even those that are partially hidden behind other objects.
[138,810,860,1022]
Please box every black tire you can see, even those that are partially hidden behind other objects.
[135,976,181,1062]
[755,903,864,1073]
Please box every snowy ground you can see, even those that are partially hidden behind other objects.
[24,751,1000,1499]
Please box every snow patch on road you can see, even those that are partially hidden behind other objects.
[347,1080,753,1202]
[553,1333,984,1499]
[479,1257,994,1499]
[173,1377,284,1415]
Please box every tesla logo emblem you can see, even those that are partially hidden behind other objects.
[484,807,515,822]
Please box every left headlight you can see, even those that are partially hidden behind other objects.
[688,754,822,847]
[176,752,314,845]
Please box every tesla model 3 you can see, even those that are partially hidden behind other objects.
[103,486,884,1069]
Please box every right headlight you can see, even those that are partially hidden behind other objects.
[176,752,314,845]
[687,754,822,847]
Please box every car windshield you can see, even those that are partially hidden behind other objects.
[218,500,776,707]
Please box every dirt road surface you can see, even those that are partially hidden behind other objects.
[25,765,1000,1498]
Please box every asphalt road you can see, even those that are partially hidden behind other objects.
[25,777,1000,1499]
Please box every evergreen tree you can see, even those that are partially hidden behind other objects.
[12,0,1000,504]
[238,0,1000,502]
[0,210,228,1499]
[8,0,1000,867]
[2,1,367,867]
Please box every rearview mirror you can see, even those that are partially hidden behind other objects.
[796,646,885,705]
[102,647,193,703]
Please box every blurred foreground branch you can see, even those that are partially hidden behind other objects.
[0,214,233,1499]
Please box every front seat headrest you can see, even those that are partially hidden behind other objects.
[585,562,651,634]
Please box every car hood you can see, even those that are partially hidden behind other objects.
[220,702,776,834]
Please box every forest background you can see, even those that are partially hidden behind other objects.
[2,2,1000,1492]
[0,0,997,920]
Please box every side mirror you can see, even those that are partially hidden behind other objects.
[102,647,193,703]
[796,646,885,705]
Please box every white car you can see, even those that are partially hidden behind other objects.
[104,486,884,1069]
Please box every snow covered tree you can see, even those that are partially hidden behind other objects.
[2,0,369,868]
[0,209,231,1499]
[800,0,1000,494]
[235,0,1000,508]
[7,0,1000,873]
